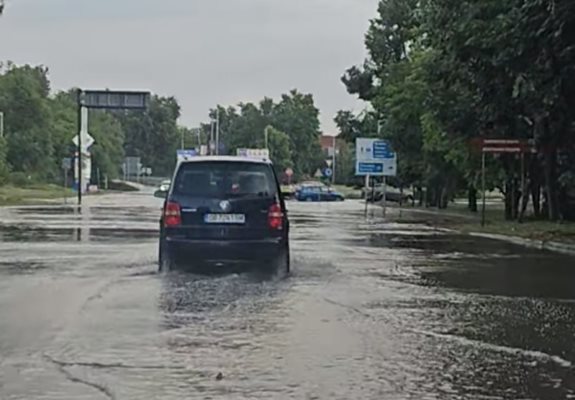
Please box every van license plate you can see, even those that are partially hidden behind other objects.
[204,214,246,224]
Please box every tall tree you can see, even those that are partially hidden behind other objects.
[272,90,323,176]
[118,95,181,176]
[264,125,292,174]
[0,64,54,179]
[205,90,323,177]
[0,137,9,184]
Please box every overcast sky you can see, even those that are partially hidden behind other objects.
[0,0,377,133]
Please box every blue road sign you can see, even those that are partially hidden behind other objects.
[323,168,333,178]
[356,138,398,176]
[177,149,197,161]
[356,162,384,175]
[373,140,395,159]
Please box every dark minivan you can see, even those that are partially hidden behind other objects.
[157,156,290,273]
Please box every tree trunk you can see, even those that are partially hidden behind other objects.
[513,181,521,220]
[439,185,447,209]
[543,150,559,221]
[427,187,432,208]
[468,186,478,212]
[504,179,513,221]
[532,184,541,218]
[558,186,568,222]
[530,155,541,218]
[511,175,517,219]
[519,178,530,223]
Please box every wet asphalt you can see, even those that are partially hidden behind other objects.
[1,191,575,400]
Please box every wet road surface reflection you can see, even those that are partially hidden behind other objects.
[0,193,574,399]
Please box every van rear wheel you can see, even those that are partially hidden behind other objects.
[273,247,290,276]
[158,240,177,272]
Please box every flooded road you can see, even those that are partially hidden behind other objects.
[1,192,574,399]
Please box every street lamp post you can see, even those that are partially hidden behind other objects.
[210,120,215,155]
[0,111,4,138]
[215,109,220,155]
[332,135,337,185]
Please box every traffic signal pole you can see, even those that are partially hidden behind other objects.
[77,89,83,206]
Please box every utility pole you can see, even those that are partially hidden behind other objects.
[77,89,83,206]
[265,128,269,150]
[210,120,215,155]
[0,111,4,138]
[215,108,220,155]
[332,135,336,185]
[481,152,487,227]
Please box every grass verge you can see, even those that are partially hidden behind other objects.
[409,201,575,244]
[0,184,74,206]
[455,219,575,244]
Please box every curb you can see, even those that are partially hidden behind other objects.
[468,232,575,257]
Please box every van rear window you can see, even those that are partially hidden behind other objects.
[173,162,278,198]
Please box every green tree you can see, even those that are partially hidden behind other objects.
[205,90,323,178]
[334,110,378,143]
[118,95,181,176]
[0,136,9,184]
[421,0,575,219]
[0,64,54,179]
[48,91,76,167]
[272,90,323,176]
[89,110,125,181]
[265,125,292,174]
[334,141,355,185]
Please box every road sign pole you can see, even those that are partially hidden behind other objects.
[215,109,220,156]
[511,156,516,219]
[63,166,68,205]
[382,176,387,217]
[210,120,215,155]
[77,89,83,206]
[332,135,336,185]
[364,174,370,217]
[481,152,486,227]
[521,152,526,217]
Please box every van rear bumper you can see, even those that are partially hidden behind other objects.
[165,237,286,264]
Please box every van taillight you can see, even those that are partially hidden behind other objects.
[268,203,284,230]
[164,201,182,227]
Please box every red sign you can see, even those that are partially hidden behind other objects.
[471,138,536,154]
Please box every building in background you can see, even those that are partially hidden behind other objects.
[319,134,342,158]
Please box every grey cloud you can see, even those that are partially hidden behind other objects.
[0,0,378,132]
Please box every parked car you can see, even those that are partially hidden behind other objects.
[281,184,296,199]
[156,156,290,273]
[294,181,325,197]
[159,179,171,192]
[362,185,413,203]
[295,185,345,202]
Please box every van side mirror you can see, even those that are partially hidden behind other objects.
[154,190,167,199]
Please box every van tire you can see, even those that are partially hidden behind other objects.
[274,247,290,276]
[158,240,176,272]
